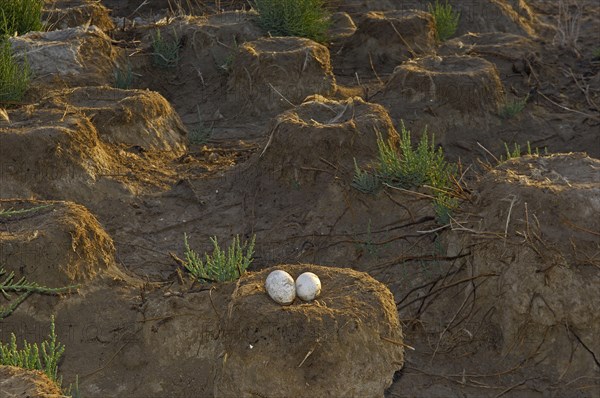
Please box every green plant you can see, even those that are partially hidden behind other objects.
[351,158,380,194]
[189,124,213,145]
[0,38,30,103]
[498,94,528,119]
[363,219,377,258]
[433,192,456,225]
[114,62,133,89]
[504,142,522,159]
[188,107,213,145]
[183,234,255,283]
[593,48,600,59]
[65,375,81,398]
[0,316,65,385]
[428,0,460,41]
[0,0,43,37]
[151,29,181,68]
[253,0,331,43]
[353,122,458,224]
[502,141,547,161]
[0,204,50,218]
[0,267,77,319]
[376,123,454,191]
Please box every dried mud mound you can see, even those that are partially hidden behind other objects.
[335,0,542,37]
[215,264,404,398]
[439,32,540,80]
[256,95,397,185]
[44,0,115,31]
[98,0,236,17]
[0,87,186,201]
[384,55,504,114]
[1,279,234,397]
[227,37,336,116]
[133,12,263,125]
[334,0,396,14]
[47,86,188,154]
[10,26,119,91]
[441,0,540,37]
[0,366,62,398]
[334,10,435,76]
[465,153,600,378]
[0,108,117,200]
[143,12,263,80]
[0,200,119,287]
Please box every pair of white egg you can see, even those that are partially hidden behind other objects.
[265,270,321,305]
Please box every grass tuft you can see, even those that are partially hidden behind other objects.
[428,0,460,42]
[0,0,43,37]
[114,62,134,89]
[151,29,181,68]
[498,95,528,119]
[252,0,331,43]
[0,38,30,103]
[183,234,255,283]
[376,122,455,193]
[188,107,213,145]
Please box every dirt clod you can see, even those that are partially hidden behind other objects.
[384,55,504,113]
[215,264,404,398]
[0,366,62,398]
[334,10,436,76]
[256,95,397,185]
[463,153,600,378]
[227,37,336,116]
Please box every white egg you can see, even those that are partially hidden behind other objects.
[296,272,321,301]
[265,270,296,305]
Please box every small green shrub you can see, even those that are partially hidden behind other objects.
[593,48,600,59]
[356,219,378,258]
[188,107,213,145]
[498,95,528,119]
[151,29,181,68]
[0,38,30,103]
[351,158,380,194]
[189,124,212,145]
[377,123,457,223]
[183,234,255,283]
[253,0,331,43]
[0,316,65,385]
[376,122,454,192]
[114,62,134,89]
[0,0,43,37]
[353,122,458,224]
[433,193,456,225]
[428,0,460,42]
